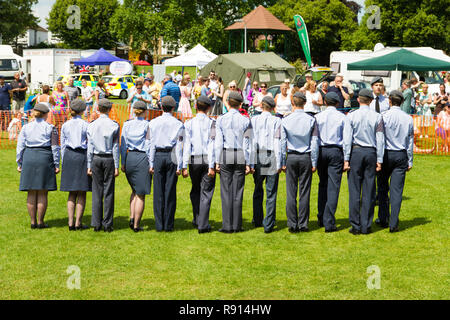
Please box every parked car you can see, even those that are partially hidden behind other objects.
[55,73,99,93]
[101,75,137,99]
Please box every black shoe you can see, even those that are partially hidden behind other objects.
[165,229,173,232]
[129,219,134,230]
[318,220,324,228]
[288,227,298,234]
[37,223,49,229]
[69,226,76,231]
[75,224,89,230]
[233,228,244,233]
[299,227,309,232]
[349,227,360,235]
[133,227,144,233]
[31,224,37,229]
[93,226,102,232]
[389,227,399,233]
[361,228,372,235]
[325,226,338,233]
[104,226,114,233]
[253,222,263,228]
[198,227,211,234]
[375,218,388,228]
[218,228,233,234]
[192,220,198,227]
[264,228,273,234]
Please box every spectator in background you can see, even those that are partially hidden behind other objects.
[170,70,177,81]
[252,82,272,116]
[175,71,183,85]
[327,75,349,112]
[35,85,55,110]
[179,78,193,118]
[208,71,218,107]
[304,80,323,116]
[210,77,224,116]
[127,80,151,117]
[52,81,69,111]
[11,72,28,112]
[243,72,252,106]
[193,76,203,102]
[247,81,259,108]
[0,75,12,111]
[274,82,292,118]
[300,73,313,92]
[94,80,109,110]
[433,83,449,116]
[223,80,242,114]
[80,79,94,116]
[64,77,79,105]
[160,74,181,111]
[147,75,162,108]
[436,104,450,153]
[417,84,433,138]
[400,80,413,114]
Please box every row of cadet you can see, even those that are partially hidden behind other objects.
[16,87,413,235]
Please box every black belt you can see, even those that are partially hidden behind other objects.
[320,145,342,150]
[386,149,406,153]
[156,147,173,152]
[287,150,310,155]
[223,148,241,151]
[352,144,375,150]
[27,146,51,150]
[67,147,86,152]
[94,153,113,158]
[128,149,146,153]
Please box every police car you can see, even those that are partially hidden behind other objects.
[55,73,99,93]
[101,75,137,99]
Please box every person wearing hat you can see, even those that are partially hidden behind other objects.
[280,92,319,233]
[16,103,60,229]
[0,75,12,111]
[60,99,91,231]
[314,92,347,232]
[250,95,282,233]
[370,77,389,113]
[120,100,152,233]
[215,90,252,233]
[87,98,120,232]
[182,95,216,233]
[148,96,184,232]
[343,88,385,235]
[377,90,414,232]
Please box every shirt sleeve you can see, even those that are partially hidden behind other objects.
[60,125,67,164]
[176,124,184,171]
[249,118,257,168]
[376,115,385,163]
[86,125,93,169]
[50,125,60,168]
[182,121,191,169]
[243,119,252,166]
[310,120,319,168]
[208,120,216,169]
[16,126,26,166]
[120,124,127,167]
[112,124,120,169]
[280,122,287,167]
[149,122,155,169]
[214,117,224,166]
[274,119,282,170]
[407,118,414,167]
[343,115,353,161]
[160,85,167,99]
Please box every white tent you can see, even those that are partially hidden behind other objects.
[163,44,217,69]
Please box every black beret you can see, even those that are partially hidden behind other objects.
[161,96,177,109]
[293,92,307,101]
[262,95,276,108]
[325,92,340,104]
[197,95,213,106]
[98,98,113,109]
[34,103,50,113]
[133,100,147,110]
[70,99,86,113]
[359,88,374,99]
[389,90,404,100]
[371,76,383,86]
[228,90,243,103]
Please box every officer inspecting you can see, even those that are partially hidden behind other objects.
[281,92,319,233]
[16,103,60,229]
[370,77,389,113]
[120,101,152,233]
[87,98,120,232]
[182,96,216,234]
[60,99,91,231]
[149,96,184,232]
[250,96,282,233]
[215,91,252,233]
[343,88,385,235]
[377,90,414,232]
[315,92,347,232]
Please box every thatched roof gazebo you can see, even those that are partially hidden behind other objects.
[225,5,293,54]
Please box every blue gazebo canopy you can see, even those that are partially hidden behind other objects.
[74,48,128,66]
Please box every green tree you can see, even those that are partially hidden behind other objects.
[0,0,38,45]
[47,0,119,49]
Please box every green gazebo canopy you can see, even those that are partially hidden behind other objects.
[347,49,450,71]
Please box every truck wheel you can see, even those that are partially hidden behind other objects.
[119,90,128,99]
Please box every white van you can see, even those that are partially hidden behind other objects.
[0,45,22,83]
[329,46,450,96]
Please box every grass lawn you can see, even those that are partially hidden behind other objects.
[0,149,448,299]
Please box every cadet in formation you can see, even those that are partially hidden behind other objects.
[250,96,282,233]
[16,103,60,229]
[182,96,216,234]
[87,98,120,232]
[377,90,414,232]
[60,99,91,231]
[120,101,152,233]
[315,92,347,232]
[343,88,385,235]
[215,91,252,233]
[281,92,319,233]
[149,96,184,232]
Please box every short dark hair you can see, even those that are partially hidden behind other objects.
[389,95,403,106]
[262,101,274,110]
[358,96,373,104]
[292,96,306,107]
[197,100,211,112]
[162,104,174,112]
[228,98,241,108]
[98,105,111,113]
[42,85,50,94]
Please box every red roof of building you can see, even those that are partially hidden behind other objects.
[225,5,292,32]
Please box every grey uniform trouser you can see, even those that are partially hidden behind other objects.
[285,152,312,229]
[378,150,408,229]
[219,149,246,231]
[189,155,216,230]
[317,146,344,230]
[347,147,377,233]
[91,155,115,228]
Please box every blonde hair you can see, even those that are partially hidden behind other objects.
[55,81,63,90]
[70,109,83,117]
[134,109,146,116]
[305,80,316,91]
[32,110,45,118]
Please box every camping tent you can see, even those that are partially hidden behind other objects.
[74,48,128,66]
[163,44,217,69]
[200,52,296,88]
[348,48,450,71]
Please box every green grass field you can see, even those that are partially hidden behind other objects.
[0,149,448,299]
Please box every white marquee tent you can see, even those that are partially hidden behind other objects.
[163,44,217,71]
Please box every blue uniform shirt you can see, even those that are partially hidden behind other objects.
[314,106,346,147]
[120,117,151,166]
[343,105,385,163]
[16,118,60,167]
[87,114,120,169]
[382,106,414,167]
[61,116,88,162]
[250,111,282,170]
[370,94,390,113]
[280,109,319,167]
[182,113,216,169]
[148,112,184,170]
[0,82,12,109]
[215,108,252,165]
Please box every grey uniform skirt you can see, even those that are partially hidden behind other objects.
[125,150,151,195]
[19,147,57,191]
[60,147,92,192]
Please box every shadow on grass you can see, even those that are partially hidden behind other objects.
[399,217,431,232]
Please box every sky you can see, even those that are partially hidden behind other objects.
[34,0,366,29]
